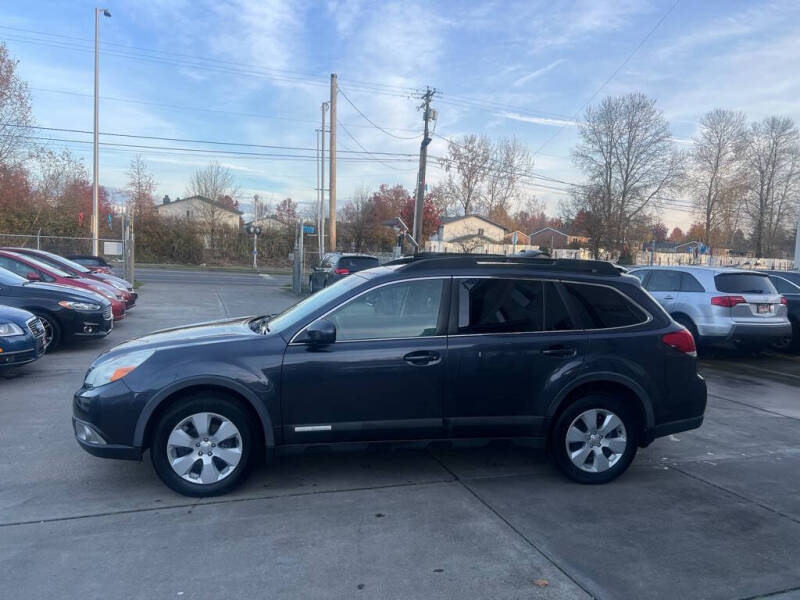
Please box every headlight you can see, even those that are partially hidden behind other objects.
[0,322,25,336]
[84,349,154,388]
[59,300,101,311]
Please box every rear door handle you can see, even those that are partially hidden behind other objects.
[403,350,441,366]
[663,295,675,300]
[541,345,577,358]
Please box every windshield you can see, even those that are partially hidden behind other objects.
[268,275,365,332]
[0,266,26,286]
[12,254,73,278]
[26,251,92,274]
[339,256,379,271]
[714,273,777,294]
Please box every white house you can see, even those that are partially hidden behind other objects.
[156,195,242,229]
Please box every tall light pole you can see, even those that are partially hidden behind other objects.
[93,8,111,256]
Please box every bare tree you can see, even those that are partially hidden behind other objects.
[31,148,88,204]
[126,154,156,219]
[186,161,240,202]
[483,137,532,215]
[561,184,610,259]
[744,116,800,257]
[573,92,684,251]
[441,134,491,215]
[339,187,374,252]
[0,43,33,168]
[690,109,747,247]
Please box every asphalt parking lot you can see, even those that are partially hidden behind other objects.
[2,268,800,600]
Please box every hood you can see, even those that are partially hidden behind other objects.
[24,281,111,304]
[107,315,261,355]
[0,305,36,324]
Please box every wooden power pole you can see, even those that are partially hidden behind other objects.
[329,73,338,252]
[413,87,436,245]
[320,102,328,257]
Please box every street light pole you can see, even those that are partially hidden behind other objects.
[93,8,111,257]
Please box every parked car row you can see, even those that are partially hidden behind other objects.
[0,250,136,368]
[628,266,798,353]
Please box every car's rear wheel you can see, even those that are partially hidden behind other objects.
[33,312,61,352]
[151,393,254,497]
[552,394,638,484]
[772,318,799,354]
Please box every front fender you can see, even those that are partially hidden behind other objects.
[133,374,276,449]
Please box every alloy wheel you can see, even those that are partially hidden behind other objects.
[565,408,628,473]
[40,317,54,351]
[166,412,243,484]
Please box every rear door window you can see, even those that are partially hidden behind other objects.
[562,282,648,329]
[646,270,682,292]
[338,256,379,272]
[457,278,544,334]
[680,273,705,292]
[714,273,777,295]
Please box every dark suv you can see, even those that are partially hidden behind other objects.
[73,255,706,496]
[309,252,379,293]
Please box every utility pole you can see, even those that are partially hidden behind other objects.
[329,73,337,252]
[93,8,111,257]
[320,102,328,257]
[794,205,800,270]
[413,87,436,246]
[316,128,323,257]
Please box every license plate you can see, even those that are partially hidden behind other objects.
[757,304,771,314]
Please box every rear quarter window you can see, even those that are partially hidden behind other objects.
[714,273,777,294]
[562,282,649,329]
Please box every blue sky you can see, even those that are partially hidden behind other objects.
[2,0,800,229]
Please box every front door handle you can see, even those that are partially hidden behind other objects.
[541,345,577,358]
[403,350,441,366]
[663,295,675,300]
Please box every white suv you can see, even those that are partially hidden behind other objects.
[629,266,791,348]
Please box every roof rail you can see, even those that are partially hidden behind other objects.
[386,253,620,276]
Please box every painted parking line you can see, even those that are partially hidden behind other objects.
[259,274,272,280]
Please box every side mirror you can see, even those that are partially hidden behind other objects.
[305,319,336,346]
[26,272,41,281]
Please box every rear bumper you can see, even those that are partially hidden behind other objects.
[646,415,704,442]
[700,321,792,344]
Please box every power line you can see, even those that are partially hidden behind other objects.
[534,0,681,155]
[336,121,409,172]
[10,124,418,157]
[28,87,422,133]
[23,135,419,163]
[338,86,421,140]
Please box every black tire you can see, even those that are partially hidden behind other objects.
[33,312,61,352]
[551,394,638,484]
[772,318,799,354]
[151,393,255,497]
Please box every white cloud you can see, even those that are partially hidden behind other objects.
[512,59,566,87]
[501,112,578,128]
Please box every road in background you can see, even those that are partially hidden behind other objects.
[1,269,800,599]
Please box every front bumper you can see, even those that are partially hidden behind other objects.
[73,378,145,461]
[73,418,142,460]
[67,311,114,339]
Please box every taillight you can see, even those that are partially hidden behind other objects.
[781,296,788,306]
[662,329,697,357]
[711,295,747,307]
[334,268,349,275]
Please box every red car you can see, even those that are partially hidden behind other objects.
[5,248,136,308]
[0,250,126,321]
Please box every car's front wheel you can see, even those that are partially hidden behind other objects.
[151,393,254,497]
[552,394,638,484]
